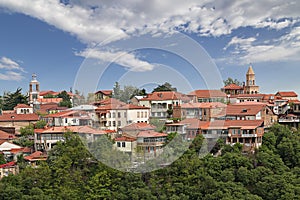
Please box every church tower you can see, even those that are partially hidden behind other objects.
[29,73,40,105]
[244,65,259,94]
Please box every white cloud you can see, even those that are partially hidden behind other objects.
[77,48,155,72]
[0,71,24,81]
[0,57,25,81]
[1,0,300,66]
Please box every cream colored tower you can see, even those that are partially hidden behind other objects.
[29,73,40,105]
[244,65,259,94]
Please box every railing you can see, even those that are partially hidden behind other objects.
[137,142,165,146]
[279,118,300,123]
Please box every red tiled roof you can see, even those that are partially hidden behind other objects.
[0,161,16,168]
[188,90,227,98]
[179,102,227,109]
[95,90,113,96]
[94,98,126,106]
[201,120,264,130]
[38,98,63,104]
[35,126,107,135]
[44,110,77,118]
[222,84,243,90]
[0,130,16,140]
[137,130,167,138]
[121,122,156,131]
[24,151,47,161]
[275,91,298,97]
[226,104,265,116]
[14,104,32,109]
[115,136,136,142]
[180,118,208,129]
[0,113,39,122]
[141,91,190,101]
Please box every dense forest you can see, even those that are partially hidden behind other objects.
[0,123,299,199]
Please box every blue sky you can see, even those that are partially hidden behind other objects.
[0,1,300,96]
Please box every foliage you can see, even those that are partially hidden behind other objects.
[0,124,300,199]
[58,91,72,108]
[0,153,6,164]
[1,88,28,110]
[223,77,242,86]
[149,118,165,132]
[20,124,34,137]
[112,82,146,103]
[35,120,47,129]
[152,82,177,92]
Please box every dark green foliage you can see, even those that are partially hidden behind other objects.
[0,124,300,199]
[152,82,177,92]
[58,91,72,108]
[0,153,6,164]
[112,82,147,103]
[1,88,28,110]
[223,77,242,86]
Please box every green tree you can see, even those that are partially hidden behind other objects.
[112,82,146,103]
[2,88,28,110]
[152,82,177,92]
[223,77,242,86]
[58,90,72,108]
[0,153,6,164]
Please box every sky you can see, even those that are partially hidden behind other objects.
[0,0,300,96]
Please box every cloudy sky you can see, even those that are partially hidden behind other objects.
[0,0,300,95]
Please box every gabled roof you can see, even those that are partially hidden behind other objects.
[115,136,136,142]
[226,104,265,116]
[201,120,264,130]
[0,161,17,168]
[24,151,48,161]
[179,102,227,109]
[0,113,39,122]
[188,90,227,98]
[0,130,16,140]
[137,131,167,138]
[275,91,298,97]
[0,142,22,151]
[141,91,190,101]
[34,126,107,135]
[14,104,32,109]
[95,90,113,96]
[121,122,156,131]
[222,83,243,90]
[38,98,63,104]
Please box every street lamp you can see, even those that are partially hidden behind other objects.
[11,115,15,126]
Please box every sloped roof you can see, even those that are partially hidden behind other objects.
[121,122,156,131]
[137,130,167,138]
[95,90,113,96]
[24,151,47,161]
[0,161,17,168]
[34,126,107,135]
[226,104,265,116]
[201,120,264,130]
[188,90,226,98]
[275,91,298,97]
[141,91,190,101]
[0,113,39,122]
[14,104,32,109]
[222,83,243,90]
[0,142,22,151]
[179,102,227,109]
[38,98,63,104]
[0,130,16,140]
[115,136,136,142]
[247,65,255,75]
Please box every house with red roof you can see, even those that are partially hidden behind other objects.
[14,104,33,114]
[94,90,112,101]
[95,101,150,130]
[136,130,167,157]
[139,91,191,119]
[221,83,244,95]
[24,151,48,167]
[120,122,156,137]
[173,102,227,121]
[275,91,298,101]
[0,161,18,179]
[114,136,137,155]
[188,90,227,103]
[34,126,108,151]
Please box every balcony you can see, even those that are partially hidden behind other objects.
[137,142,165,147]
[278,118,300,123]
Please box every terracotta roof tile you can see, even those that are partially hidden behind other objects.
[14,104,32,109]
[226,104,265,116]
[0,130,16,140]
[115,136,136,142]
[121,122,156,131]
[222,84,243,90]
[275,91,298,97]
[141,91,190,101]
[137,130,167,138]
[0,113,39,122]
[188,90,226,98]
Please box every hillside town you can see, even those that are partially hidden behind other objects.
[1,65,299,178]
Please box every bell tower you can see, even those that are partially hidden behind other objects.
[244,65,259,94]
[29,73,40,105]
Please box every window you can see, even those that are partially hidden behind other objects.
[141,111,143,118]
[113,121,116,127]
[65,118,68,123]
[124,112,127,118]
[112,112,116,118]
[145,111,147,118]
[137,111,140,118]
[118,121,121,127]
[117,142,121,147]
[108,121,111,127]
[122,142,125,147]
[118,112,121,118]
